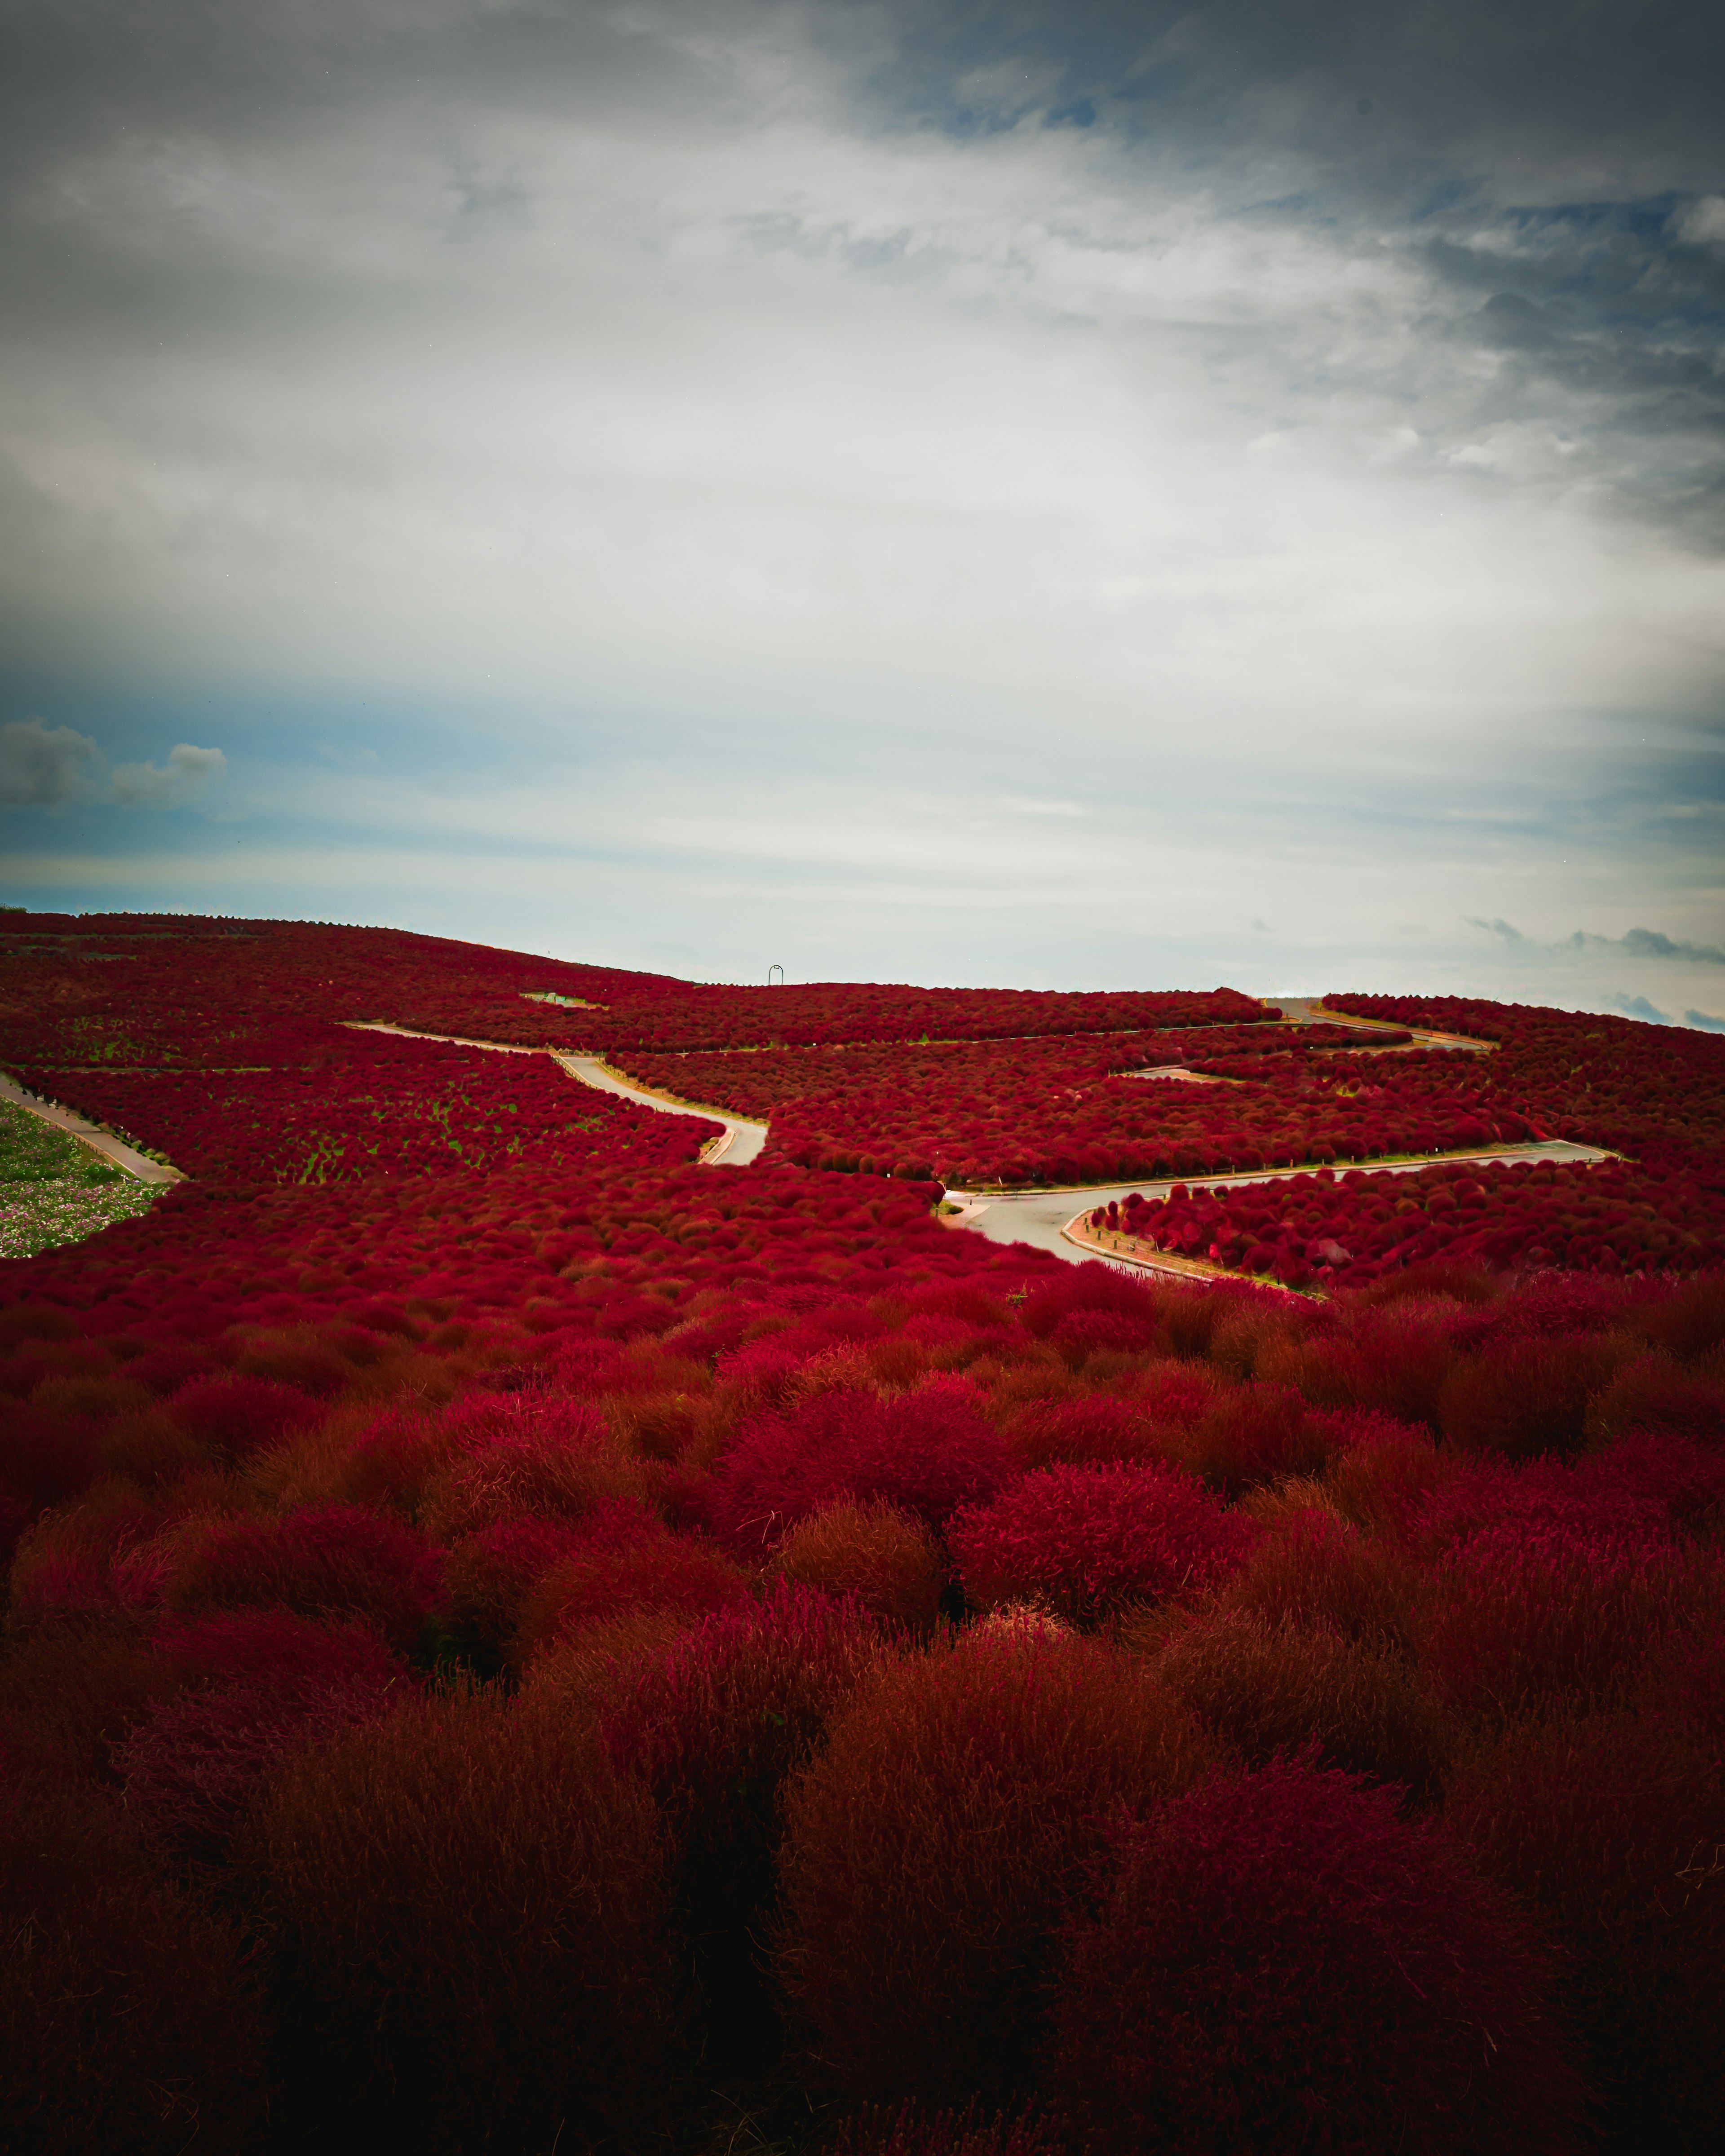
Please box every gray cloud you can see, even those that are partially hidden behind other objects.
[0,3,1719,978]
[1603,991,1674,1025]
[1687,1007,1725,1031]
[1470,918,1725,968]
[110,743,227,808]
[0,719,226,811]
[0,716,97,807]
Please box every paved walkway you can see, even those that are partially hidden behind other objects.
[0,1073,184,1184]
[945,1136,1610,1270]
[1272,996,1492,1053]
[343,1024,767,1167]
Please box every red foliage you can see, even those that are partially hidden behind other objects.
[949,1461,1256,1626]
[0,1774,270,2154]
[235,1682,669,2148]
[1445,1709,1725,2142]
[706,1377,1017,1553]
[118,1609,408,1859]
[513,1529,752,1662]
[166,1372,323,1456]
[164,1502,444,1649]
[771,1502,947,1632]
[774,1627,1216,2101]
[1045,1758,1589,2155]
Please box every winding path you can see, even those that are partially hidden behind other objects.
[345,1019,1613,1282]
[4,1012,1602,1283]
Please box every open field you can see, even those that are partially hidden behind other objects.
[2,912,1723,2155]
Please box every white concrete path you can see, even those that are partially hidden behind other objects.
[945,1136,1610,1270]
[343,1024,766,1167]
[0,1073,184,1184]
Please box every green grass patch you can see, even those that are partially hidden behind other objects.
[0,1098,159,1258]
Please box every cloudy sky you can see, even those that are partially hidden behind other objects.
[1,0,1722,1018]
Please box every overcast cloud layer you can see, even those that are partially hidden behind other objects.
[0,0,1721,1015]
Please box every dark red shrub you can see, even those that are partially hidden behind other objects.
[1183,1380,1328,1493]
[1417,1515,1713,1722]
[441,1514,620,1651]
[771,1501,947,1632]
[820,2102,1067,2156]
[235,1682,669,2149]
[164,1503,443,1649]
[1218,1504,1420,1650]
[1045,1758,1589,2155]
[949,1462,1256,1626]
[1437,1332,1636,1460]
[512,1529,752,1664]
[774,1627,1216,2101]
[418,1392,658,1540]
[1445,1709,1725,2143]
[118,1610,407,1860]
[167,1373,322,1458]
[0,1774,269,2154]
[707,1377,1016,1554]
[579,1582,880,1857]
[1154,1612,1454,1801]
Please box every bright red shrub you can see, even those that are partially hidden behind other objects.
[1045,1758,1589,2155]
[706,1377,1016,1554]
[0,1773,270,2154]
[771,1501,947,1632]
[949,1461,1256,1626]
[774,1627,1216,2101]
[235,1682,669,2149]
[163,1502,443,1649]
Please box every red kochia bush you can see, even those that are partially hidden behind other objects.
[236,1683,669,2150]
[949,1461,1256,1627]
[820,2103,1068,2156]
[166,1373,323,1457]
[1045,1758,1590,2156]
[706,1377,1015,1553]
[1418,1515,1712,1722]
[0,1774,269,2156]
[774,1628,1216,2102]
[164,1502,443,1649]
[118,1610,408,1860]
[583,1582,880,1857]
[1153,1613,1455,1803]
[511,1529,753,1664]
[771,1501,947,1632]
[1444,1708,1725,2144]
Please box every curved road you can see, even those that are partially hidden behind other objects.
[350,1019,1604,1274]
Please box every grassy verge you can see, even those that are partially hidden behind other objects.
[0,1097,159,1259]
